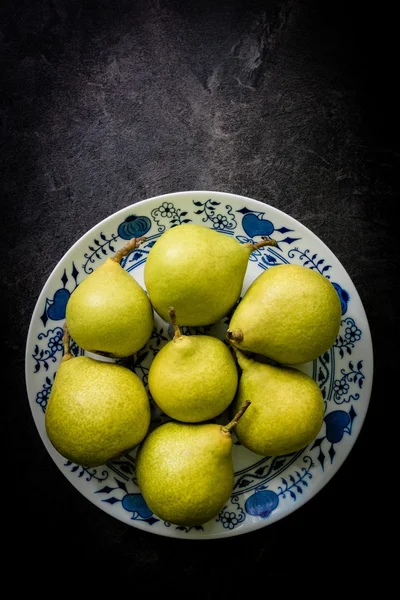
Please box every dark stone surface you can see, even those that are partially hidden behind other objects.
[1,0,397,580]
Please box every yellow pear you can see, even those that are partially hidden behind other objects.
[136,402,251,526]
[66,238,154,357]
[232,350,324,456]
[148,308,238,422]
[144,224,276,325]
[228,264,341,364]
[45,325,151,467]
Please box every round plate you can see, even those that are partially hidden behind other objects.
[25,191,373,539]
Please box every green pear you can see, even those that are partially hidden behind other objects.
[45,325,151,467]
[144,224,276,326]
[66,238,154,357]
[136,401,250,526]
[227,264,341,364]
[232,350,324,456]
[148,308,238,422]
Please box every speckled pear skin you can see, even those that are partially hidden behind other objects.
[135,422,234,526]
[228,264,341,364]
[144,224,252,326]
[66,257,154,357]
[233,351,324,456]
[45,356,151,467]
[148,334,238,422]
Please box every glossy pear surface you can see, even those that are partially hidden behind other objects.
[66,257,154,357]
[148,334,238,422]
[45,356,151,467]
[229,264,341,364]
[136,421,234,526]
[144,224,253,325]
[233,351,324,456]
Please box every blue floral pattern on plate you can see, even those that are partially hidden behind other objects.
[25,192,373,539]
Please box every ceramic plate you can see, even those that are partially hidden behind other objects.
[25,191,373,539]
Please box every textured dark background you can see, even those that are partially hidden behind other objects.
[1,0,397,582]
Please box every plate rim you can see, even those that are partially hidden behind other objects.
[25,190,374,539]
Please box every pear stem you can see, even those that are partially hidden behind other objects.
[112,237,146,264]
[222,401,251,434]
[244,236,277,252]
[62,322,73,362]
[226,329,244,343]
[169,307,182,339]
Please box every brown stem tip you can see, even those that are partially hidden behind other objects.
[112,237,146,263]
[226,329,244,343]
[222,401,251,434]
[62,322,73,362]
[168,307,182,339]
[245,236,277,252]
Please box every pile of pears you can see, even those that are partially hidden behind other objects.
[45,224,341,527]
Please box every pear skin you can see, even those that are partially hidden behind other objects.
[228,264,341,364]
[233,350,324,456]
[148,309,238,422]
[66,239,154,357]
[45,355,151,467]
[144,224,276,326]
[136,402,250,526]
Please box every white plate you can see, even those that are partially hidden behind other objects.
[25,191,373,539]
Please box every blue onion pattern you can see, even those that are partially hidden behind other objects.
[118,214,151,239]
[245,490,279,518]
